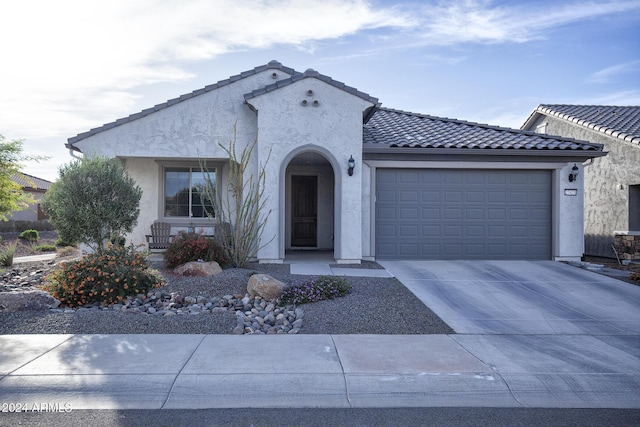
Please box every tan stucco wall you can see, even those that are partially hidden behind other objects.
[534,115,640,257]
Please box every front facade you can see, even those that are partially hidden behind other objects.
[7,173,51,222]
[522,105,640,258]
[67,61,605,263]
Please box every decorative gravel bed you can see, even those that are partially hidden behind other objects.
[0,261,454,335]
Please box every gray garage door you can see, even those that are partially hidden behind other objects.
[376,169,552,260]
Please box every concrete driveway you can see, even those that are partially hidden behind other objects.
[376,260,640,407]
[378,260,640,335]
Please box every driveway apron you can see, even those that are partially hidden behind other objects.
[378,260,640,335]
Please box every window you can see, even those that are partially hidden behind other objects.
[164,167,215,218]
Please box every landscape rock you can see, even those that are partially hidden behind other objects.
[174,261,222,277]
[0,290,60,312]
[247,274,287,300]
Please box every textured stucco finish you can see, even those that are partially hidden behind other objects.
[246,77,375,262]
[532,115,640,257]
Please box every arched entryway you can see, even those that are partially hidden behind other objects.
[284,151,336,260]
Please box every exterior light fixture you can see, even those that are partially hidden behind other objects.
[348,155,355,176]
[568,164,579,182]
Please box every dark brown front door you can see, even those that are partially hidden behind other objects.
[291,175,317,247]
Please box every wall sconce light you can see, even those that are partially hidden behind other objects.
[348,155,355,176]
[568,164,579,182]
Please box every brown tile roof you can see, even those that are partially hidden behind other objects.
[11,173,52,191]
[527,104,640,145]
[364,108,604,151]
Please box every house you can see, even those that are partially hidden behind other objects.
[7,173,51,222]
[522,105,640,259]
[66,61,605,263]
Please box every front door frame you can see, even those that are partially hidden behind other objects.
[280,145,341,259]
[291,174,318,247]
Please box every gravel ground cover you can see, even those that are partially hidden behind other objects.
[0,261,454,335]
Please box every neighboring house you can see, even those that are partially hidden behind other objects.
[66,61,605,263]
[7,173,51,222]
[522,105,640,259]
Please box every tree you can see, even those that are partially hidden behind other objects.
[0,134,46,220]
[42,156,142,252]
[202,127,273,268]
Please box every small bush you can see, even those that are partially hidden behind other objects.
[57,246,78,257]
[34,244,57,252]
[630,272,640,284]
[280,275,351,306]
[0,243,16,267]
[19,229,39,245]
[43,244,164,308]
[164,232,230,269]
[55,236,77,247]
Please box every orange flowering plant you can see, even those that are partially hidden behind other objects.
[630,271,640,284]
[43,244,164,307]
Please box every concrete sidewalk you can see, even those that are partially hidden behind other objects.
[1,333,638,409]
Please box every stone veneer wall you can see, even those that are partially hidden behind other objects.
[613,232,640,260]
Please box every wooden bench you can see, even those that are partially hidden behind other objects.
[145,221,173,251]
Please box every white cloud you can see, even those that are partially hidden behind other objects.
[587,61,640,84]
[0,0,412,139]
[578,90,640,105]
[411,0,640,45]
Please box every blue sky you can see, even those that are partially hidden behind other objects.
[1,0,639,181]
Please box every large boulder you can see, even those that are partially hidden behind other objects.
[0,290,60,312]
[247,274,287,301]
[174,261,222,277]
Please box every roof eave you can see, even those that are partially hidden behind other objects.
[521,108,543,130]
[363,145,608,162]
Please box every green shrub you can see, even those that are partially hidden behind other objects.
[630,272,639,284]
[164,232,230,269]
[19,229,39,245]
[55,236,77,247]
[34,244,57,252]
[43,244,164,307]
[279,275,351,305]
[0,243,16,267]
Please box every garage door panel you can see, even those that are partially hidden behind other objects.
[399,225,418,237]
[422,191,440,202]
[444,191,463,202]
[399,207,418,219]
[376,169,551,260]
[399,190,419,202]
[487,208,506,220]
[466,225,484,237]
[422,225,440,237]
[422,208,440,220]
[466,191,485,203]
[488,192,507,203]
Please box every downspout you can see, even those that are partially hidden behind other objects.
[69,148,83,160]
